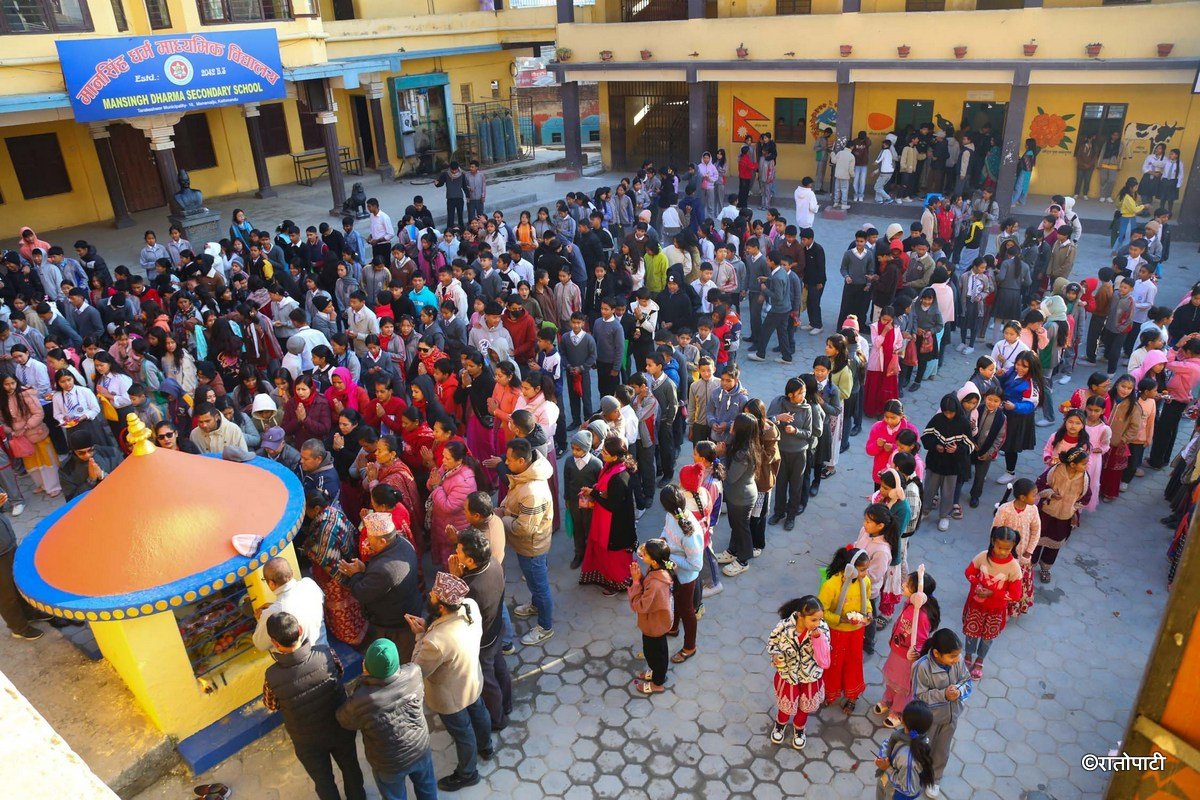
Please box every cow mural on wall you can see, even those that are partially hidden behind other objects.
[1122,120,1184,147]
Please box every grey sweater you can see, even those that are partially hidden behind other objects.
[766,396,820,454]
[840,248,874,286]
[560,330,597,369]
[593,316,625,365]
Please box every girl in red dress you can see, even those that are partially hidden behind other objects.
[962,526,1023,680]
[864,308,903,418]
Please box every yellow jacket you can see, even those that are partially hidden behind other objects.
[818,573,873,632]
[1119,194,1145,219]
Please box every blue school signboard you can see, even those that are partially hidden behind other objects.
[57,30,286,123]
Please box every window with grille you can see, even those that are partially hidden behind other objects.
[774,98,807,145]
[905,0,944,10]
[110,0,128,30]
[6,133,71,200]
[258,103,292,157]
[0,0,92,33]
[196,0,291,23]
[460,84,473,103]
[145,0,171,27]
[776,0,811,13]
[174,114,218,172]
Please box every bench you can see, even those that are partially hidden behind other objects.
[291,146,364,186]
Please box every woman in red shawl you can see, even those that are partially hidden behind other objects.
[864,308,904,418]
[281,374,332,442]
[364,435,425,550]
[325,366,369,416]
[397,405,435,488]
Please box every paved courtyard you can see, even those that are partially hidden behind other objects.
[1,181,1186,799]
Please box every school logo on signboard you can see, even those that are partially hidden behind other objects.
[164,55,194,86]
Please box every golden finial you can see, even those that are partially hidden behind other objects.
[125,412,156,456]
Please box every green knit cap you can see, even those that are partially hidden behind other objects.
[364,638,400,678]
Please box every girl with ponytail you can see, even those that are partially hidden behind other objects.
[629,538,677,695]
[912,628,972,797]
[853,503,900,656]
[767,595,830,751]
[817,545,873,714]
[659,485,704,664]
[874,570,939,730]
[991,478,1041,617]
[875,700,936,799]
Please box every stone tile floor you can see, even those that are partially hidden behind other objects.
[3,195,1185,799]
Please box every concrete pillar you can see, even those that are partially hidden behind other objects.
[242,103,277,200]
[1178,133,1200,241]
[365,81,395,182]
[835,67,855,143]
[318,110,348,216]
[994,68,1031,219]
[87,123,134,229]
[136,117,183,202]
[560,80,584,180]
[688,80,707,165]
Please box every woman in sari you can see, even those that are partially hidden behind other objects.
[302,490,367,647]
[864,307,904,418]
[579,436,638,595]
[364,435,426,552]
[458,349,497,485]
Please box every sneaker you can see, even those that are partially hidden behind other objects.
[995,472,1015,485]
[752,547,763,558]
[926,784,941,798]
[716,550,737,565]
[1082,195,1089,200]
[1058,374,1072,385]
[11,503,23,517]
[520,625,554,646]
[792,729,806,750]
[770,722,787,745]
[963,346,975,355]
[721,561,749,577]
[809,327,822,336]
[478,747,495,761]
[937,518,950,532]
[1120,481,1130,491]
[969,497,980,508]
[747,353,766,362]
[635,507,646,520]
[501,642,515,656]
[1035,418,1055,428]
[513,603,538,618]
[438,772,481,792]
[800,324,813,331]
[769,513,786,525]
[10,627,43,641]
[703,583,724,597]
[778,357,793,364]
[784,517,796,531]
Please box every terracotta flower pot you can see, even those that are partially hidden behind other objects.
[556,47,572,62]
[599,50,613,62]
[1023,43,1038,57]
[736,44,749,60]
[1157,43,1174,57]
[640,49,652,61]
[840,44,853,57]
[954,45,968,59]
[897,45,911,59]
[1086,43,1102,57]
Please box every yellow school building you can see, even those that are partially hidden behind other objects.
[550,0,1200,230]
[0,0,601,233]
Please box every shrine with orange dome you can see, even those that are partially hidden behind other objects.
[13,415,306,769]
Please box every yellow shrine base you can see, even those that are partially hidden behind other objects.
[88,544,299,741]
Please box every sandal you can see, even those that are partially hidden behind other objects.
[1039,567,1052,584]
[871,702,889,716]
[671,648,696,664]
[636,680,665,695]
[883,713,903,729]
[634,670,653,681]
[951,504,964,520]
[841,698,857,715]
[193,786,230,798]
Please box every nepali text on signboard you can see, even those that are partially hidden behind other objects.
[57,30,287,123]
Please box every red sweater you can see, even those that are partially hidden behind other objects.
[503,311,538,364]
[362,395,408,433]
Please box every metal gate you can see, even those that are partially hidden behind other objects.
[607,81,717,171]
[453,93,536,166]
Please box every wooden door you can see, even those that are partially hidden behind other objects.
[109,123,166,212]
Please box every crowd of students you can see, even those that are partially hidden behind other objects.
[0,161,1191,799]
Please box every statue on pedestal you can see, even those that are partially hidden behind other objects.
[170,169,208,217]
